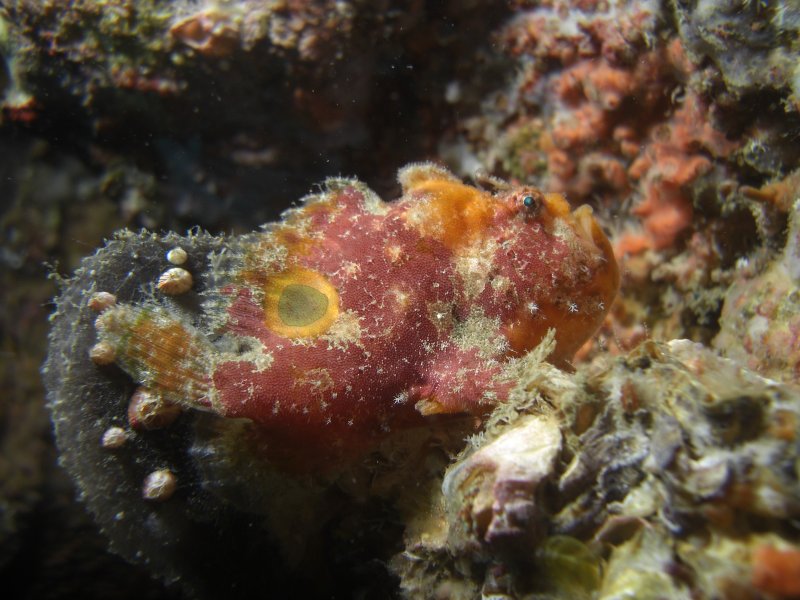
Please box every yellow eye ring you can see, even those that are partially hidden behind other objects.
[262,268,340,338]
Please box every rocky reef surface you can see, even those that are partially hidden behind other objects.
[398,338,800,598]
[3,0,800,598]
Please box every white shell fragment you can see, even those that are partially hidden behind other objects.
[89,341,116,365]
[101,426,128,449]
[443,414,562,553]
[157,267,193,295]
[88,291,117,312]
[127,386,181,430]
[166,246,188,265]
[142,469,177,502]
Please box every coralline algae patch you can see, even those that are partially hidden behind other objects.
[77,164,618,467]
[45,163,618,593]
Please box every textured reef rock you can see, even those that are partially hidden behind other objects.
[44,165,618,596]
[0,0,511,221]
[672,0,800,107]
[715,199,800,385]
[395,339,800,599]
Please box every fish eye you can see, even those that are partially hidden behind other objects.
[521,191,543,214]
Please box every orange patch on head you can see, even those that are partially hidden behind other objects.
[503,198,619,367]
[404,180,498,251]
[541,192,572,219]
[262,268,340,338]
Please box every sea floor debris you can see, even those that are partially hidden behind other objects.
[395,339,800,599]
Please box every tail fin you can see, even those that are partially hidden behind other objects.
[94,304,214,410]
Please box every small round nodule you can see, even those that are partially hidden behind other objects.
[166,247,188,265]
[88,291,117,312]
[101,426,128,449]
[128,387,181,430]
[142,469,177,502]
[89,341,116,365]
[157,267,193,295]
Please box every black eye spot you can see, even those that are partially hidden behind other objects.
[521,191,543,214]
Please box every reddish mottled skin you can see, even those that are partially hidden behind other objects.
[95,164,619,467]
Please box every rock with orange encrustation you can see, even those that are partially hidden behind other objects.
[87,163,618,468]
[714,200,800,385]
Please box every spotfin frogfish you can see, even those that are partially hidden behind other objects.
[91,164,619,467]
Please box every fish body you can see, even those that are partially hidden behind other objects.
[95,164,619,463]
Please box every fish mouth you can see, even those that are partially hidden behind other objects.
[571,204,602,248]
[571,203,621,293]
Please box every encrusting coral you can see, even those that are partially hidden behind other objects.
[438,0,800,368]
[483,2,742,255]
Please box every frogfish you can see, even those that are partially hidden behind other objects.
[81,163,619,468]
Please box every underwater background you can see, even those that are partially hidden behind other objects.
[3,1,800,598]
